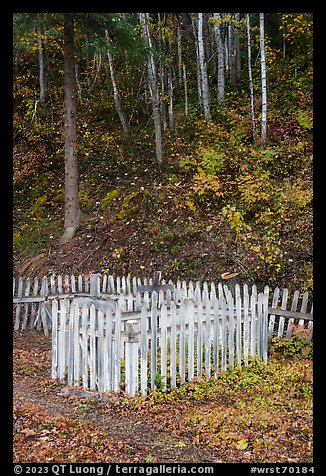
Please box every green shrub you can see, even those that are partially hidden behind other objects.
[269,328,313,361]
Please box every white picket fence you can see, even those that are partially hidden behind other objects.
[13,273,313,340]
[51,288,270,396]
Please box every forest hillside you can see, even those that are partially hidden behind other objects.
[13,13,313,294]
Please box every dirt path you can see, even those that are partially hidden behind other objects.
[13,331,218,463]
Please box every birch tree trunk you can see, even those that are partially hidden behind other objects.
[167,64,174,128]
[37,28,46,105]
[246,13,256,141]
[191,15,202,107]
[105,30,130,138]
[160,60,168,130]
[260,13,267,143]
[140,12,163,164]
[183,63,188,117]
[61,14,80,243]
[229,18,237,85]
[158,13,168,131]
[197,13,211,120]
[235,13,241,80]
[213,13,225,105]
[224,20,229,75]
[177,26,183,87]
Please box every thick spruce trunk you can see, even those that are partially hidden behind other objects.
[61,14,80,243]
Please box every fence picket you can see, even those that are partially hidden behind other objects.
[113,307,122,391]
[58,300,66,380]
[250,286,257,356]
[50,275,56,294]
[150,302,158,390]
[71,274,76,294]
[235,286,242,367]
[268,287,279,336]
[188,280,194,300]
[51,299,58,379]
[105,307,113,391]
[243,284,249,367]
[170,303,177,388]
[213,300,220,377]
[187,299,195,381]
[97,307,105,392]
[160,304,168,390]
[73,303,81,386]
[210,282,217,301]
[196,301,203,376]
[78,274,83,292]
[121,276,126,295]
[221,298,227,371]
[64,275,70,293]
[81,304,89,388]
[278,288,289,337]
[22,277,31,330]
[140,307,148,396]
[262,292,269,364]
[286,290,300,339]
[57,275,63,294]
[14,277,23,331]
[218,282,224,300]
[299,292,309,327]
[67,302,75,386]
[179,301,186,383]
[84,275,89,293]
[227,293,235,370]
[89,304,96,390]
[257,293,263,359]
[205,301,211,377]
[194,281,201,304]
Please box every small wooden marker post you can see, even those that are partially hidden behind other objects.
[125,319,139,396]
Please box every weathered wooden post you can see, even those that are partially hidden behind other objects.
[90,273,101,298]
[125,319,139,396]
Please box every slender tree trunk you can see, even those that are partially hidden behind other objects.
[140,13,163,164]
[224,23,229,75]
[167,63,174,128]
[158,13,168,131]
[282,18,286,59]
[235,13,241,80]
[37,28,46,105]
[183,63,188,117]
[90,52,102,89]
[260,13,267,144]
[213,13,225,105]
[61,13,80,243]
[105,31,130,138]
[85,34,92,89]
[246,13,256,141]
[229,18,237,85]
[191,15,203,107]
[177,26,183,87]
[198,13,211,120]
[74,62,83,103]
[159,59,168,130]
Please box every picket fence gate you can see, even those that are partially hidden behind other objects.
[13,273,313,341]
[51,288,269,396]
